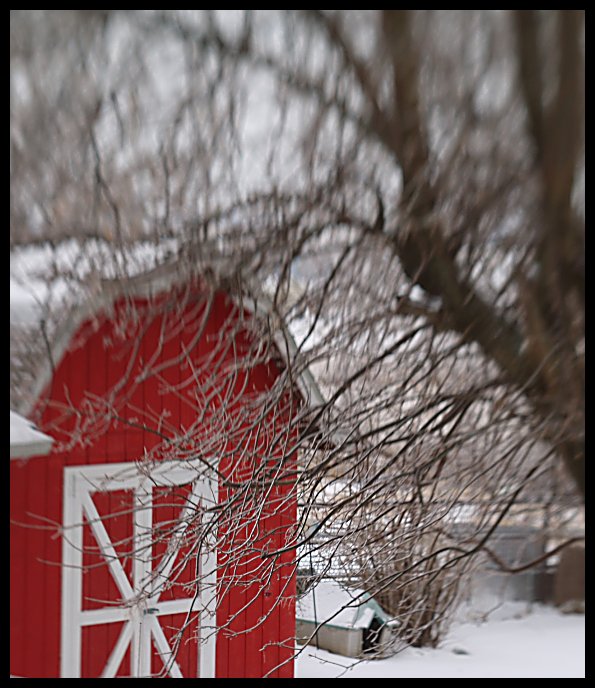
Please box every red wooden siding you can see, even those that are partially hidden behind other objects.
[10,285,298,678]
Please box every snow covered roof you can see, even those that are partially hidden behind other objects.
[10,410,54,459]
[10,241,326,416]
[297,580,393,630]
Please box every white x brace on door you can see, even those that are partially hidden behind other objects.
[61,460,217,678]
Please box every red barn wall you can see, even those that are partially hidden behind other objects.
[10,286,298,678]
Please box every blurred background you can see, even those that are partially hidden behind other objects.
[10,9,584,660]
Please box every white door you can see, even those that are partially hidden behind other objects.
[60,460,217,678]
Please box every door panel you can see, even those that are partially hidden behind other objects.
[61,461,216,678]
[82,489,134,612]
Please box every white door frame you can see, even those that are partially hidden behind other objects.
[60,460,217,678]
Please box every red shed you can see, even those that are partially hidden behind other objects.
[10,268,310,678]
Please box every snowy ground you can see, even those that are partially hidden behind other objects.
[295,604,585,678]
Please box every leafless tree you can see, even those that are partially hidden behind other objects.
[11,10,584,675]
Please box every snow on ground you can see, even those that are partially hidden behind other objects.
[295,603,585,678]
